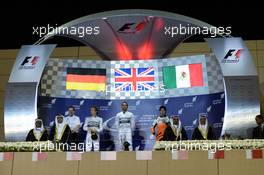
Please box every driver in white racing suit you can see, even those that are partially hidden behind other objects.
[115,101,135,151]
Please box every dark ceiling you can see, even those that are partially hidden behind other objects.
[0,1,263,49]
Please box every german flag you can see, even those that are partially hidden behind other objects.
[66,68,106,91]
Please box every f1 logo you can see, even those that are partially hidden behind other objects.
[118,23,135,33]
[21,56,39,66]
[118,22,147,33]
[117,18,151,34]
[224,49,243,59]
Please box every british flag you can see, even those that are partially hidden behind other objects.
[114,67,155,91]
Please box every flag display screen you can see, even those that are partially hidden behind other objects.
[66,68,106,91]
[163,63,204,89]
[114,67,155,91]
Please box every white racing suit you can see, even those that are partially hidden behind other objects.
[115,111,135,151]
[83,116,103,151]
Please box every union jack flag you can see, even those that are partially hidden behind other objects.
[114,67,155,91]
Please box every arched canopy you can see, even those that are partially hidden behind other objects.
[36,9,222,60]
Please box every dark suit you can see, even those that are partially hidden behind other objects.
[192,126,215,140]
[176,127,188,141]
[49,124,71,143]
[26,129,48,141]
[252,125,264,139]
[162,125,189,141]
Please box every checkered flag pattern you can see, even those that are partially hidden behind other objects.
[205,55,224,94]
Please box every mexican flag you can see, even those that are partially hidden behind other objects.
[163,63,204,89]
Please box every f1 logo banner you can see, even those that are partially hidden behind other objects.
[5,44,56,141]
[205,37,259,139]
[205,37,256,76]
[9,45,56,82]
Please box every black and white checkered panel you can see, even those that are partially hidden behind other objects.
[205,55,224,94]
[40,54,224,100]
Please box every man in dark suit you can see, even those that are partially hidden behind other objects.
[168,115,188,141]
[192,115,215,140]
[252,114,264,139]
[49,114,71,143]
[26,119,48,142]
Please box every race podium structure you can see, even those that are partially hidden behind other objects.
[4,10,259,148]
